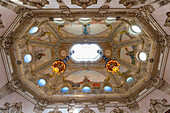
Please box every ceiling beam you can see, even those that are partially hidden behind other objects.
[28,40,55,48]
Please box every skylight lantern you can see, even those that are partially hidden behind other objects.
[70,44,102,63]
[129,25,142,35]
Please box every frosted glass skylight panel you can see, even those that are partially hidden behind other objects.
[70,44,102,62]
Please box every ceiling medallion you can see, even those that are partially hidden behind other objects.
[71,0,97,9]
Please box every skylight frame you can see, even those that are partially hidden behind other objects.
[69,43,102,63]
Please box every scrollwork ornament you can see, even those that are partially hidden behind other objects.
[79,105,95,113]
[149,99,170,113]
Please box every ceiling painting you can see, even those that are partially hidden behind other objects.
[51,20,121,38]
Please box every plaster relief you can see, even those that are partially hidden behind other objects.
[71,0,97,9]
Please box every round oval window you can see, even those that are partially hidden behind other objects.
[139,52,147,61]
[104,86,112,92]
[24,54,32,63]
[61,87,69,93]
[82,86,91,93]
[29,27,39,34]
[38,79,46,86]
[126,77,135,85]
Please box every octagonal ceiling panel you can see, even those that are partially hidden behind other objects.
[6,13,159,103]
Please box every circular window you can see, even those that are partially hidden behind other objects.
[24,54,32,63]
[104,86,112,92]
[29,27,39,34]
[38,79,46,86]
[82,86,91,93]
[129,25,142,35]
[126,77,135,85]
[139,52,147,61]
[61,87,69,93]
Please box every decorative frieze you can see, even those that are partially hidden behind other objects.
[71,0,97,9]
[164,12,170,27]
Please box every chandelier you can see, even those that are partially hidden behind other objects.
[97,50,120,74]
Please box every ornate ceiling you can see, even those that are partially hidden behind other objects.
[0,0,170,113]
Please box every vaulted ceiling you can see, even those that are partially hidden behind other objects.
[0,0,170,113]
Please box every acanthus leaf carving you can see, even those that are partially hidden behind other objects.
[119,0,146,8]
[0,102,23,113]
[71,0,97,9]
[149,99,170,113]
[79,105,95,113]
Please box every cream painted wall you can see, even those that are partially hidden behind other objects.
[0,92,35,113]
[139,89,170,113]
[0,52,8,88]
[164,51,170,84]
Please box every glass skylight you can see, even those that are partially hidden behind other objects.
[70,44,102,62]
[82,86,91,93]
[29,27,39,34]
[38,79,46,86]
[24,54,32,63]
[139,52,147,61]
